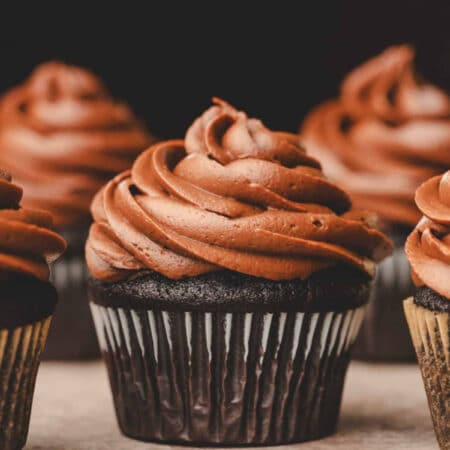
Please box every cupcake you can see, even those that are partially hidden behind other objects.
[404,171,450,449]
[86,99,392,445]
[0,62,153,359]
[0,171,65,449]
[301,45,450,361]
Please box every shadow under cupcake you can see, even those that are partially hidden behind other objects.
[86,99,392,445]
[0,62,153,359]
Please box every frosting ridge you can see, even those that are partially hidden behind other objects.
[302,45,450,227]
[406,171,450,298]
[0,171,66,281]
[87,99,391,282]
[0,62,153,228]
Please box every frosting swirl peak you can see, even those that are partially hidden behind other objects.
[0,171,66,281]
[87,99,392,282]
[0,62,153,228]
[406,171,450,298]
[302,45,450,227]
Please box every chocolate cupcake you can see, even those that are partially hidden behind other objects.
[301,45,450,361]
[404,172,450,450]
[0,171,66,449]
[0,62,154,359]
[86,99,392,445]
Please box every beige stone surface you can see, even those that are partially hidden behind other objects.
[25,361,438,450]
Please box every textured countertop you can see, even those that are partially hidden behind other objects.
[26,361,437,450]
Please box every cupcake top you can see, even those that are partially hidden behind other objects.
[0,62,153,229]
[0,170,66,282]
[301,45,450,228]
[86,99,391,283]
[406,171,450,299]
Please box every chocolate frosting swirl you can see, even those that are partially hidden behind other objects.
[0,171,65,281]
[406,171,450,298]
[86,99,391,282]
[302,45,450,227]
[0,62,153,229]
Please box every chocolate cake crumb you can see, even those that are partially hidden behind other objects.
[89,266,370,313]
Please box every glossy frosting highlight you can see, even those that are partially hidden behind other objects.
[406,171,450,299]
[0,171,66,281]
[0,62,153,229]
[87,99,391,282]
[302,45,450,227]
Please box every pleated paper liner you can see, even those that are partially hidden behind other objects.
[45,227,98,359]
[404,298,450,450]
[91,304,365,445]
[0,316,52,450]
[354,245,415,361]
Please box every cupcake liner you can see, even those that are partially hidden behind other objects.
[404,298,449,450]
[353,243,416,361]
[44,231,98,359]
[91,303,365,445]
[0,316,52,450]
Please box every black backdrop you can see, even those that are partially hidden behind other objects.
[1,0,449,138]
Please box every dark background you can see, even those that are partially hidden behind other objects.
[1,0,449,138]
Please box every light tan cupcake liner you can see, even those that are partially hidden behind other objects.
[404,298,449,450]
[0,317,52,450]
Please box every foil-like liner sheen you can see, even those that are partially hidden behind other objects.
[91,304,365,445]
[404,299,450,450]
[0,316,52,450]
[354,244,415,361]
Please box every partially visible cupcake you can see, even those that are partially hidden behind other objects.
[0,170,66,449]
[0,62,154,359]
[86,99,392,445]
[301,45,450,361]
[404,172,450,450]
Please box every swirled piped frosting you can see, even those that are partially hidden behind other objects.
[301,45,450,227]
[0,170,66,281]
[0,62,153,229]
[406,171,450,298]
[86,99,392,282]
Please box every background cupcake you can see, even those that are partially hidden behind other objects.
[0,170,66,449]
[404,171,450,450]
[301,45,450,361]
[0,62,154,359]
[86,99,391,445]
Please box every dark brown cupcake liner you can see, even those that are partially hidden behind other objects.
[90,303,365,445]
[353,244,416,361]
[45,229,99,359]
[0,316,52,450]
[404,298,450,450]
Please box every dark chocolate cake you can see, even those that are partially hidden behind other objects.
[302,45,450,362]
[0,276,57,329]
[86,99,392,445]
[89,266,370,313]
[0,172,65,450]
[404,171,450,450]
[0,61,153,360]
[414,286,450,313]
